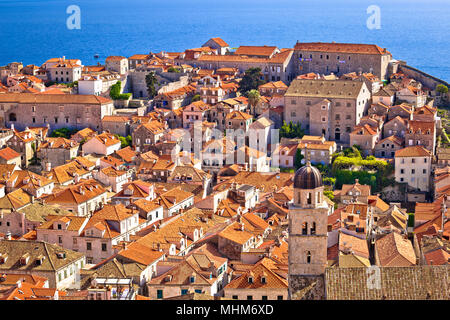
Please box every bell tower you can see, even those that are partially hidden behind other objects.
[288,162,328,298]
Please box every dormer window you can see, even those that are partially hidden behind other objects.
[190,276,195,283]
[248,276,254,284]
[35,255,44,266]
[20,253,30,265]
[0,253,8,264]
[261,276,266,284]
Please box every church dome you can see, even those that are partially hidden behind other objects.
[293,162,323,189]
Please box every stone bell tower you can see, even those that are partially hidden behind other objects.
[288,161,328,299]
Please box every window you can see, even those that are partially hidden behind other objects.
[335,114,340,120]
[277,296,283,300]
[157,290,163,299]
[190,276,195,283]
[302,222,308,235]
[58,236,62,244]
[181,289,188,295]
[87,242,92,251]
[101,243,107,251]
[195,289,202,294]
[232,295,238,300]
[262,296,268,300]
[423,169,427,174]
[247,295,253,300]
[291,100,296,105]
[310,222,316,235]
[306,251,311,264]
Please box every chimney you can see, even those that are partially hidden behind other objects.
[122,242,127,250]
[10,124,14,131]
[45,162,52,172]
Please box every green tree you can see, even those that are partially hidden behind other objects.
[191,94,201,102]
[294,148,304,170]
[436,84,449,94]
[167,66,180,73]
[280,121,304,139]
[323,190,335,201]
[238,67,266,96]
[116,134,132,148]
[145,72,159,99]
[29,142,40,166]
[247,89,261,107]
[50,128,76,139]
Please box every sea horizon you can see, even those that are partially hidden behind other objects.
[0,0,449,82]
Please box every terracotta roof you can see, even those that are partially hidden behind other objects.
[0,93,112,105]
[113,146,136,163]
[235,45,278,57]
[0,147,20,161]
[226,110,253,121]
[407,120,435,134]
[38,137,78,150]
[326,265,450,300]
[285,79,364,99]
[218,221,254,245]
[44,179,107,205]
[210,37,229,47]
[0,240,83,273]
[105,56,127,62]
[89,132,120,147]
[259,81,288,89]
[225,258,287,290]
[375,232,416,266]
[395,145,431,157]
[294,42,390,55]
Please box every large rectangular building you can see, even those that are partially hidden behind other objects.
[284,79,371,145]
[293,42,392,80]
[0,93,114,132]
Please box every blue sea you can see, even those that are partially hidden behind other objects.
[0,0,449,81]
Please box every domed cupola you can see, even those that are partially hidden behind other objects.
[293,161,323,189]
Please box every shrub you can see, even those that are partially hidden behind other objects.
[110,81,131,100]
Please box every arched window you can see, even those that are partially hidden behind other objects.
[335,127,341,141]
[9,113,16,122]
[310,222,316,235]
[306,251,311,264]
[307,193,312,205]
[302,222,308,235]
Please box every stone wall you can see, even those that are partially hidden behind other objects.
[289,274,325,300]
[380,184,406,202]
[399,64,450,107]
